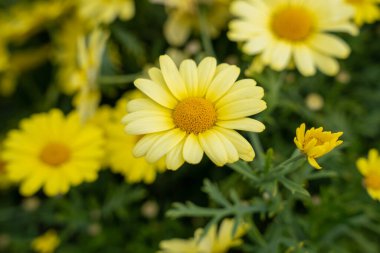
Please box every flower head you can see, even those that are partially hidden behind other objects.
[356,149,380,200]
[92,91,166,184]
[158,218,249,253]
[228,0,358,76]
[294,123,343,169]
[31,230,60,253]
[2,109,104,196]
[124,55,266,170]
[345,0,380,26]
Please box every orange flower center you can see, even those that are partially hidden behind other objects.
[39,142,71,167]
[364,173,380,190]
[271,6,314,41]
[172,97,217,134]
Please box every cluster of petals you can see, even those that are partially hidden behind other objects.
[294,123,343,169]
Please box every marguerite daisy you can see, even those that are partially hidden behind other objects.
[345,0,380,26]
[2,109,104,196]
[123,55,266,170]
[228,0,358,76]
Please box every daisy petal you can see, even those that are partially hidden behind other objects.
[180,59,198,97]
[216,118,265,132]
[198,130,228,166]
[146,129,186,163]
[183,133,204,164]
[206,65,240,102]
[135,78,177,109]
[198,57,217,97]
[217,99,267,120]
[166,140,186,170]
[159,55,188,100]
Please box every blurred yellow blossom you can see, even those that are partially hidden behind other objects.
[356,149,380,200]
[345,0,380,26]
[92,91,166,184]
[152,0,230,46]
[2,109,104,197]
[294,123,343,169]
[71,29,109,122]
[78,0,135,25]
[31,230,60,253]
[158,218,249,253]
[228,0,358,76]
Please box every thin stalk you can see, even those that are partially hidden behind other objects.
[98,73,140,86]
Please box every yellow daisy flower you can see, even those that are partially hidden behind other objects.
[31,230,60,253]
[78,0,135,25]
[153,0,230,46]
[294,123,343,169]
[158,218,249,253]
[345,0,380,25]
[228,0,358,76]
[2,109,104,197]
[124,55,266,170]
[356,149,380,200]
[92,91,166,184]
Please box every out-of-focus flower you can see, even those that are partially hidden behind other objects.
[141,200,160,219]
[345,0,380,26]
[305,93,324,111]
[158,218,249,253]
[78,0,135,26]
[152,0,230,46]
[124,55,266,170]
[92,91,166,184]
[228,0,358,76]
[0,45,51,96]
[2,109,104,197]
[71,29,109,122]
[31,230,60,253]
[0,0,71,43]
[294,123,343,169]
[22,197,41,212]
[357,149,380,200]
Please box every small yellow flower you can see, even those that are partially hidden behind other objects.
[356,149,380,200]
[294,123,343,169]
[228,0,358,76]
[2,109,104,196]
[345,0,380,26]
[158,218,249,253]
[31,230,60,253]
[124,55,266,170]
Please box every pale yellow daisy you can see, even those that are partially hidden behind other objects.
[228,0,358,76]
[31,230,60,253]
[356,149,380,200]
[2,109,104,197]
[345,0,380,25]
[294,123,343,169]
[158,218,249,253]
[123,55,266,170]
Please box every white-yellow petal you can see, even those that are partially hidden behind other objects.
[216,118,265,132]
[159,55,188,100]
[183,133,204,164]
[217,99,267,120]
[135,78,177,109]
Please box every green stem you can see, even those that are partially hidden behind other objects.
[98,73,140,86]
[227,160,260,183]
[198,5,215,57]
[271,152,305,175]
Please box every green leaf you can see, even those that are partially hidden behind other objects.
[202,179,231,208]
[279,176,310,197]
